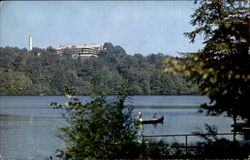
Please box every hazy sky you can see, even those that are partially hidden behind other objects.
[0,1,204,56]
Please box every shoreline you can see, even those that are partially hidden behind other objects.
[126,105,200,109]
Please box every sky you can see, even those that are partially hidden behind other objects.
[0,1,204,56]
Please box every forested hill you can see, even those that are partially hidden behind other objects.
[0,43,198,96]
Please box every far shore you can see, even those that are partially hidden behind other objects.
[126,105,200,109]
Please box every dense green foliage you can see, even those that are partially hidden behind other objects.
[0,43,197,95]
[51,87,139,159]
[163,0,250,122]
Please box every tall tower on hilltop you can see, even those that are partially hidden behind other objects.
[29,36,32,51]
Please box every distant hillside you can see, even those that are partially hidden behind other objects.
[0,43,198,95]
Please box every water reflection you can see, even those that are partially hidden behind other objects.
[0,114,64,159]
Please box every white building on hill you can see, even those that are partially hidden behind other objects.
[55,43,103,57]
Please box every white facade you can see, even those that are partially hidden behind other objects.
[55,43,103,57]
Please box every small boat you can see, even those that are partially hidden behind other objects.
[141,116,164,124]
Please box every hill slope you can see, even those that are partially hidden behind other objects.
[0,43,198,95]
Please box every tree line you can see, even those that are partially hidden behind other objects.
[0,43,198,96]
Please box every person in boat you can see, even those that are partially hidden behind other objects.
[137,112,143,143]
[138,112,143,123]
[152,113,157,120]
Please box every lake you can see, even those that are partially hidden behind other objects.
[0,96,239,159]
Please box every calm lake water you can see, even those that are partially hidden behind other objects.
[0,96,238,159]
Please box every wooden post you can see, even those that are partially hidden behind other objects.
[233,115,237,142]
[185,135,188,155]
